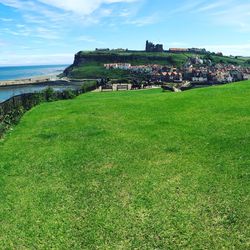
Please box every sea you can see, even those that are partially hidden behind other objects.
[0,64,68,81]
[0,64,84,103]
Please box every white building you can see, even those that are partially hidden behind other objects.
[192,76,208,83]
[104,63,131,70]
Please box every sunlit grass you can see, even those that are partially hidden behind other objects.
[0,81,249,248]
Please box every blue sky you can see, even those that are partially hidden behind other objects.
[0,0,250,66]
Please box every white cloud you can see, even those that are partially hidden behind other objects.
[193,0,232,13]
[125,14,159,27]
[170,0,206,15]
[0,17,13,21]
[34,26,60,40]
[0,0,144,42]
[171,0,250,32]
[37,0,138,15]
[77,36,104,44]
[0,0,140,28]
[0,0,40,11]
[16,24,25,28]
[210,3,250,32]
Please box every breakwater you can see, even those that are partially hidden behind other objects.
[0,76,59,87]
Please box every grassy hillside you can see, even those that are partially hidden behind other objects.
[64,51,250,79]
[0,82,250,248]
[65,51,191,79]
[67,62,138,79]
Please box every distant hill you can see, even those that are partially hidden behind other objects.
[63,50,250,79]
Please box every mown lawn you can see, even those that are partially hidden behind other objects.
[0,82,249,249]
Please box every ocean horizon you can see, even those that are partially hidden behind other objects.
[0,64,69,81]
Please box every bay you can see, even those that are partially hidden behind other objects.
[0,65,68,81]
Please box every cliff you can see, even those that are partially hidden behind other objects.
[66,51,176,67]
[63,51,187,79]
[63,51,249,79]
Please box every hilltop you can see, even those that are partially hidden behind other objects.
[63,50,250,79]
[0,82,249,248]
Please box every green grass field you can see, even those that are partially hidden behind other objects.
[0,82,249,248]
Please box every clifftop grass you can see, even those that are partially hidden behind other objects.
[65,51,189,79]
[65,51,250,79]
[0,82,250,248]
[64,50,249,79]
[77,50,249,64]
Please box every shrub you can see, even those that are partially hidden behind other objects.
[62,89,76,99]
[43,87,56,102]
[81,81,98,93]
[245,59,250,65]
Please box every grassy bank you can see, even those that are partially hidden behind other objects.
[67,62,135,79]
[0,81,249,248]
[65,51,250,79]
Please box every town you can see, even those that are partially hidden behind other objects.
[103,41,250,87]
[104,60,250,85]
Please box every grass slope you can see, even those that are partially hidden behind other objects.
[68,62,137,79]
[66,52,191,79]
[66,51,249,79]
[0,82,250,248]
